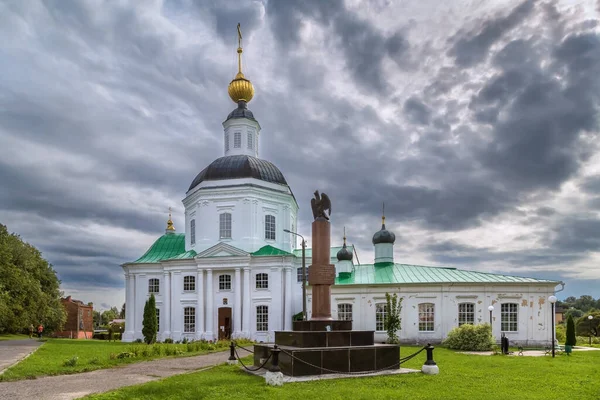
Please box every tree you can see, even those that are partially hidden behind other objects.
[101,307,119,325]
[565,315,576,346]
[576,311,600,337]
[120,303,126,319]
[0,224,66,333]
[384,292,403,344]
[142,294,157,344]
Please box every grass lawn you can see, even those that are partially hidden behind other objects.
[0,333,30,341]
[85,346,600,400]
[0,339,240,381]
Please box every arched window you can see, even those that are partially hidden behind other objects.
[183,276,196,292]
[458,303,475,326]
[219,274,232,290]
[265,215,276,240]
[148,278,159,294]
[338,303,353,321]
[184,307,195,333]
[501,303,518,332]
[190,219,196,245]
[418,303,435,331]
[234,132,241,148]
[220,213,232,239]
[256,273,269,289]
[256,305,268,331]
[375,303,387,331]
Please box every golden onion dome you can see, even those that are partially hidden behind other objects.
[228,24,254,104]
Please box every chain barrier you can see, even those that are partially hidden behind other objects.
[234,343,255,354]
[233,346,272,371]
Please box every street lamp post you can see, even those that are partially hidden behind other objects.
[284,229,307,321]
[588,315,594,346]
[549,295,557,358]
[488,305,494,326]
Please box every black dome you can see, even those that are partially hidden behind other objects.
[225,101,256,122]
[189,155,288,190]
[337,244,353,261]
[372,224,396,245]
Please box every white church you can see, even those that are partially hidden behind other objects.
[121,28,561,346]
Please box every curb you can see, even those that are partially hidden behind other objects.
[0,342,45,376]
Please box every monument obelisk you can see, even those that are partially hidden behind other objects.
[308,190,336,320]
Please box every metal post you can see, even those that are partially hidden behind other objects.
[590,316,593,346]
[421,343,439,375]
[302,240,307,321]
[551,302,556,358]
[270,344,281,372]
[489,310,492,325]
[228,342,236,361]
[425,344,436,366]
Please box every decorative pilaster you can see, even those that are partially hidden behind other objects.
[205,269,214,340]
[163,271,171,337]
[171,271,180,337]
[196,269,204,339]
[242,267,251,337]
[270,267,283,334]
[234,267,242,338]
[135,274,147,337]
[124,273,135,339]
[284,266,293,331]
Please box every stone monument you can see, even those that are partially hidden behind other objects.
[253,191,401,376]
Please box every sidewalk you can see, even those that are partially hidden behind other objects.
[0,339,43,375]
[0,348,250,400]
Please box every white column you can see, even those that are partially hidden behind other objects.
[124,273,134,339]
[242,267,251,337]
[171,272,180,338]
[205,269,214,340]
[234,267,242,338]
[135,274,146,338]
[270,267,282,335]
[284,266,293,331]
[163,271,171,337]
[196,269,204,339]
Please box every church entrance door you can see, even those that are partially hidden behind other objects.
[218,307,232,340]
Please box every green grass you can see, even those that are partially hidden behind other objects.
[85,346,600,400]
[0,333,30,341]
[0,339,242,381]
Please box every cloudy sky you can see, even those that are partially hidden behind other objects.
[1,0,599,310]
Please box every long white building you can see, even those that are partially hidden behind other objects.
[121,31,561,346]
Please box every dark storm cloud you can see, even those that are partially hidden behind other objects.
[580,176,600,193]
[403,96,431,125]
[548,216,600,253]
[448,0,535,67]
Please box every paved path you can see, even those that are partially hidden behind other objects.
[0,348,250,400]
[0,339,43,374]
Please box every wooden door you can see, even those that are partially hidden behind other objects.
[218,307,232,340]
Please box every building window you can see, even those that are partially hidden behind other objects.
[184,307,195,333]
[375,303,387,331]
[256,305,268,331]
[190,219,195,245]
[225,132,229,152]
[156,308,160,330]
[296,267,304,283]
[458,303,475,326]
[338,303,353,321]
[234,132,241,148]
[247,132,253,149]
[419,303,435,332]
[219,274,232,290]
[148,278,159,294]
[183,276,196,292]
[220,213,232,239]
[256,273,268,289]
[265,215,276,240]
[501,303,518,332]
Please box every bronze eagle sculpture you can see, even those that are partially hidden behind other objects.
[311,190,332,220]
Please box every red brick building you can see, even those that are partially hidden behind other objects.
[55,296,94,339]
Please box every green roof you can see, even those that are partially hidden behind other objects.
[164,250,197,261]
[252,245,294,257]
[130,233,186,264]
[335,263,557,285]
[293,245,354,259]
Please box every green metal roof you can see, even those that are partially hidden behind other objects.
[164,250,197,261]
[252,245,294,257]
[293,245,354,259]
[130,233,186,264]
[335,263,557,285]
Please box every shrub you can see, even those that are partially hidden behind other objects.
[109,353,117,360]
[152,344,162,356]
[134,338,143,343]
[182,337,188,344]
[88,357,100,365]
[116,352,135,359]
[384,292,403,344]
[63,356,78,367]
[566,315,576,346]
[164,338,174,344]
[556,324,566,342]
[443,323,495,351]
[142,294,158,344]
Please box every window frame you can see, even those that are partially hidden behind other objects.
[184,307,195,333]
[224,132,229,152]
[501,303,518,332]
[190,219,196,245]
[418,303,435,332]
[265,215,276,240]
[219,213,232,239]
[247,132,253,149]
[148,278,160,294]
[458,302,475,327]
[234,132,241,148]
[338,303,353,321]
[256,273,269,289]
[156,308,160,330]
[219,274,232,291]
[183,275,196,292]
[256,305,268,332]
[375,303,387,331]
